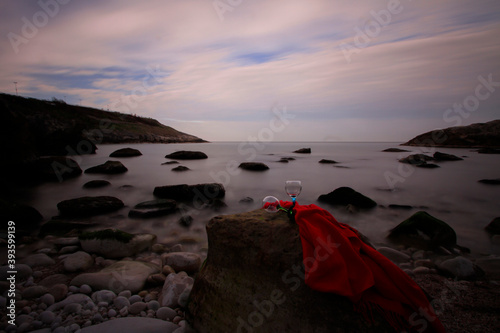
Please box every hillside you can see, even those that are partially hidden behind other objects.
[402,120,500,148]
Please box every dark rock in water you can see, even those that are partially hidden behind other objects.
[277,158,289,163]
[162,161,179,165]
[83,180,111,188]
[294,148,311,154]
[187,209,394,332]
[57,196,124,217]
[239,197,254,204]
[477,148,500,154]
[39,219,96,237]
[399,154,434,165]
[203,198,227,211]
[179,215,193,227]
[388,204,413,210]
[172,166,190,172]
[0,199,42,231]
[433,151,463,161]
[128,199,177,218]
[382,148,410,152]
[238,162,269,171]
[165,150,207,160]
[85,160,128,174]
[109,147,142,157]
[154,183,225,201]
[416,162,440,168]
[319,159,338,164]
[485,217,500,235]
[318,187,377,209]
[478,178,500,185]
[388,211,457,250]
[34,156,82,182]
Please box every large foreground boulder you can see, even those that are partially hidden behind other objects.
[187,209,394,333]
[57,196,124,217]
[317,187,377,209]
[388,211,457,250]
[153,183,225,201]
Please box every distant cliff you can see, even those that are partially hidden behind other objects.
[402,120,500,148]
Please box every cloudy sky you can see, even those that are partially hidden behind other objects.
[1,0,499,142]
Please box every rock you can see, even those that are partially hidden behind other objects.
[382,148,410,152]
[478,179,500,185]
[148,300,160,311]
[163,265,176,276]
[39,274,70,288]
[388,204,413,210]
[19,253,55,267]
[412,267,431,275]
[376,247,411,264]
[165,151,207,160]
[48,284,69,302]
[39,219,97,237]
[39,310,56,325]
[63,302,82,314]
[83,180,111,188]
[21,285,49,299]
[172,166,190,172]
[318,159,338,164]
[108,308,117,318]
[438,256,479,280]
[178,286,192,308]
[398,154,434,165]
[239,197,254,204]
[64,251,94,272]
[34,156,83,182]
[169,244,184,253]
[129,294,142,304]
[433,151,463,161]
[485,217,500,234]
[161,252,201,275]
[71,260,160,294]
[178,215,193,227]
[0,264,32,280]
[277,158,289,163]
[80,317,179,333]
[128,199,177,219]
[110,148,142,157]
[388,211,457,250]
[40,293,55,306]
[158,272,194,308]
[317,187,377,209]
[153,183,225,201]
[79,230,156,258]
[293,148,311,153]
[114,296,130,309]
[477,147,500,154]
[156,307,177,321]
[148,273,167,286]
[80,284,92,294]
[162,160,180,165]
[0,200,43,232]
[47,293,95,312]
[416,162,440,168]
[129,301,147,315]
[92,290,116,304]
[238,162,269,171]
[59,245,80,254]
[85,160,128,174]
[187,209,395,332]
[57,196,124,217]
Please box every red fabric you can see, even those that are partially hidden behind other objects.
[280,201,446,333]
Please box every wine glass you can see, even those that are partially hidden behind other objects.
[262,196,281,213]
[285,180,302,203]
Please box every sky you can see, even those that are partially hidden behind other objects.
[1,0,499,142]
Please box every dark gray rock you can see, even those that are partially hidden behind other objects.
[399,154,434,165]
[318,159,338,164]
[57,196,124,217]
[39,219,97,237]
[109,148,142,157]
[165,151,207,160]
[85,160,128,174]
[83,180,111,188]
[416,162,440,168]
[128,199,177,218]
[153,183,225,201]
[34,156,83,181]
[382,148,410,152]
[172,166,190,172]
[433,152,463,161]
[318,187,377,209]
[478,178,500,185]
[238,162,269,171]
[485,217,500,235]
[293,148,311,153]
[0,199,42,231]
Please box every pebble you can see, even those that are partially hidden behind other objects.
[64,251,94,272]
[129,301,147,315]
[413,266,431,275]
[119,306,129,316]
[129,294,142,304]
[113,296,130,310]
[39,310,56,324]
[152,243,165,253]
[118,290,132,298]
[39,274,70,288]
[22,285,49,299]
[80,284,92,294]
[19,253,55,267]
[108,308,117,318]
[148,300,160,311]
[377,247,411,264]
[169,244,184,253]
[40,293,55,306]
[60,246,80,254]
[161,252,201,275]
[162,265,176,276]
[92,313,104,323]
[0,264,33,280]
[93,290,116,304]
[48,284,69,302]
[156,307,177,321]
[69,285,80,293]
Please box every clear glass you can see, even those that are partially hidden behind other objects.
[285,180,302,202]
[262,196,281,213]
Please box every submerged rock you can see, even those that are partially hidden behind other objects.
[382,148,410,152]
[57,196,124,217]
[85,160,128,174]
[388,211,457,250]
[128,199,177,218]
[478,178,500,185]
[187,209,394,332]
[238,162,269,171]
[317,187,377,209]
[399,154,434,165]
[109,148,142,157]
[172,165,190,172]
[318,159,338,164]
[433,151,463,161]
[165,151,207,160]
[293,147,311,153]
[416,162,440,168]
[153,183,225,201]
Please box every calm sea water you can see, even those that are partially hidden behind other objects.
[17,142,500,255]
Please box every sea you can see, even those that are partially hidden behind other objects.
[14,142,500,255]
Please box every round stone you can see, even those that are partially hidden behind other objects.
[148,300,160,311]
[129,301,147,315]
[39,311,56,324]
[129,294,142,304]
[156,307,177,321]
[80,284,92,294]
[113,296,130,310]
[40,293,55,306]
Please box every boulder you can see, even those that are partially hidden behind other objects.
[398,154,434,165]
[438,256,480,280]
[172,165,190,172]
[238,162,269,171]
[109,148,142,157]
[153,183,225,201]
[165,151,207,160]
[318,159,338,164]
[382,148,410,152]
[85,160,128,174]
[293,148,311,154]
[158,272,194,308]
[317,187,377,209]
[57,196,124,217]
[485,217,500,235]
[161,252,202,275]
[79,229,156,259]
[388,211,457,250]
[33,156,83,181]
[63,251,94,272]
[187,209,394,332]
[83,180,111,188]
[128,199,177,218]
[433,152,463,161]
[71,260,160,294]
[478,179,500,185]
[0,199,42,231]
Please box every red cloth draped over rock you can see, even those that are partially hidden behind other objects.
[280,201,446,333]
